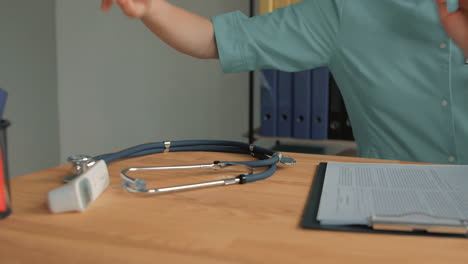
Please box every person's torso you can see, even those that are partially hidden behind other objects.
[329,0,468,164]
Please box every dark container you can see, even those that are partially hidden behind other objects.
[0,120,11,219]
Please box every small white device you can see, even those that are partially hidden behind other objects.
[48,155,109,213]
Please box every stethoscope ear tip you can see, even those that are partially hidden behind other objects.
[134,179,147,192]
[274,152,296,165]
[122,178,147,192]
[280,156,296,165]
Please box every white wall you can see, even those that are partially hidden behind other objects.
[56,0,251,160]
[0,1,350,177]
[0,0,60,177]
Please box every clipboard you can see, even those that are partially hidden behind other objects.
[300,163,468,238]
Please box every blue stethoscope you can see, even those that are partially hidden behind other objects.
[83,140,296,194]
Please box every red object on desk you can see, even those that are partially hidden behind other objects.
[0,149,7,213]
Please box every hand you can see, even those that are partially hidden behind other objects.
[101,0,159,19]
[435,0,468,57]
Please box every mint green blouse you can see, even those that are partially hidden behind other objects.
[212,0,468,164]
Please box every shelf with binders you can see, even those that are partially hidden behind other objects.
[246,0,356,156]
[252,71,357,157]
[246,129,357,157]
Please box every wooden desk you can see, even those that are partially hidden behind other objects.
[1,152,467,263]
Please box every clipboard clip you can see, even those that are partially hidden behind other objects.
[370,213,468,235]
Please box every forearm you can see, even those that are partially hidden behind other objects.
[142,0,218,59]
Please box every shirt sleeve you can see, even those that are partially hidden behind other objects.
[211,0,343,73]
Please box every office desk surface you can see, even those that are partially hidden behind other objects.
[1,152,467,263]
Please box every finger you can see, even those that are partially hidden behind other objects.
[101,0,115,11]
[126,0,137,15]
[435,0,451,18]
[459,0,468,10]
[116,0,126,7]
[435,0,465,13]
[117,0,139,18]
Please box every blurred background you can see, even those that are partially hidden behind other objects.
[0,0,252,177]
[1,0,356,178]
